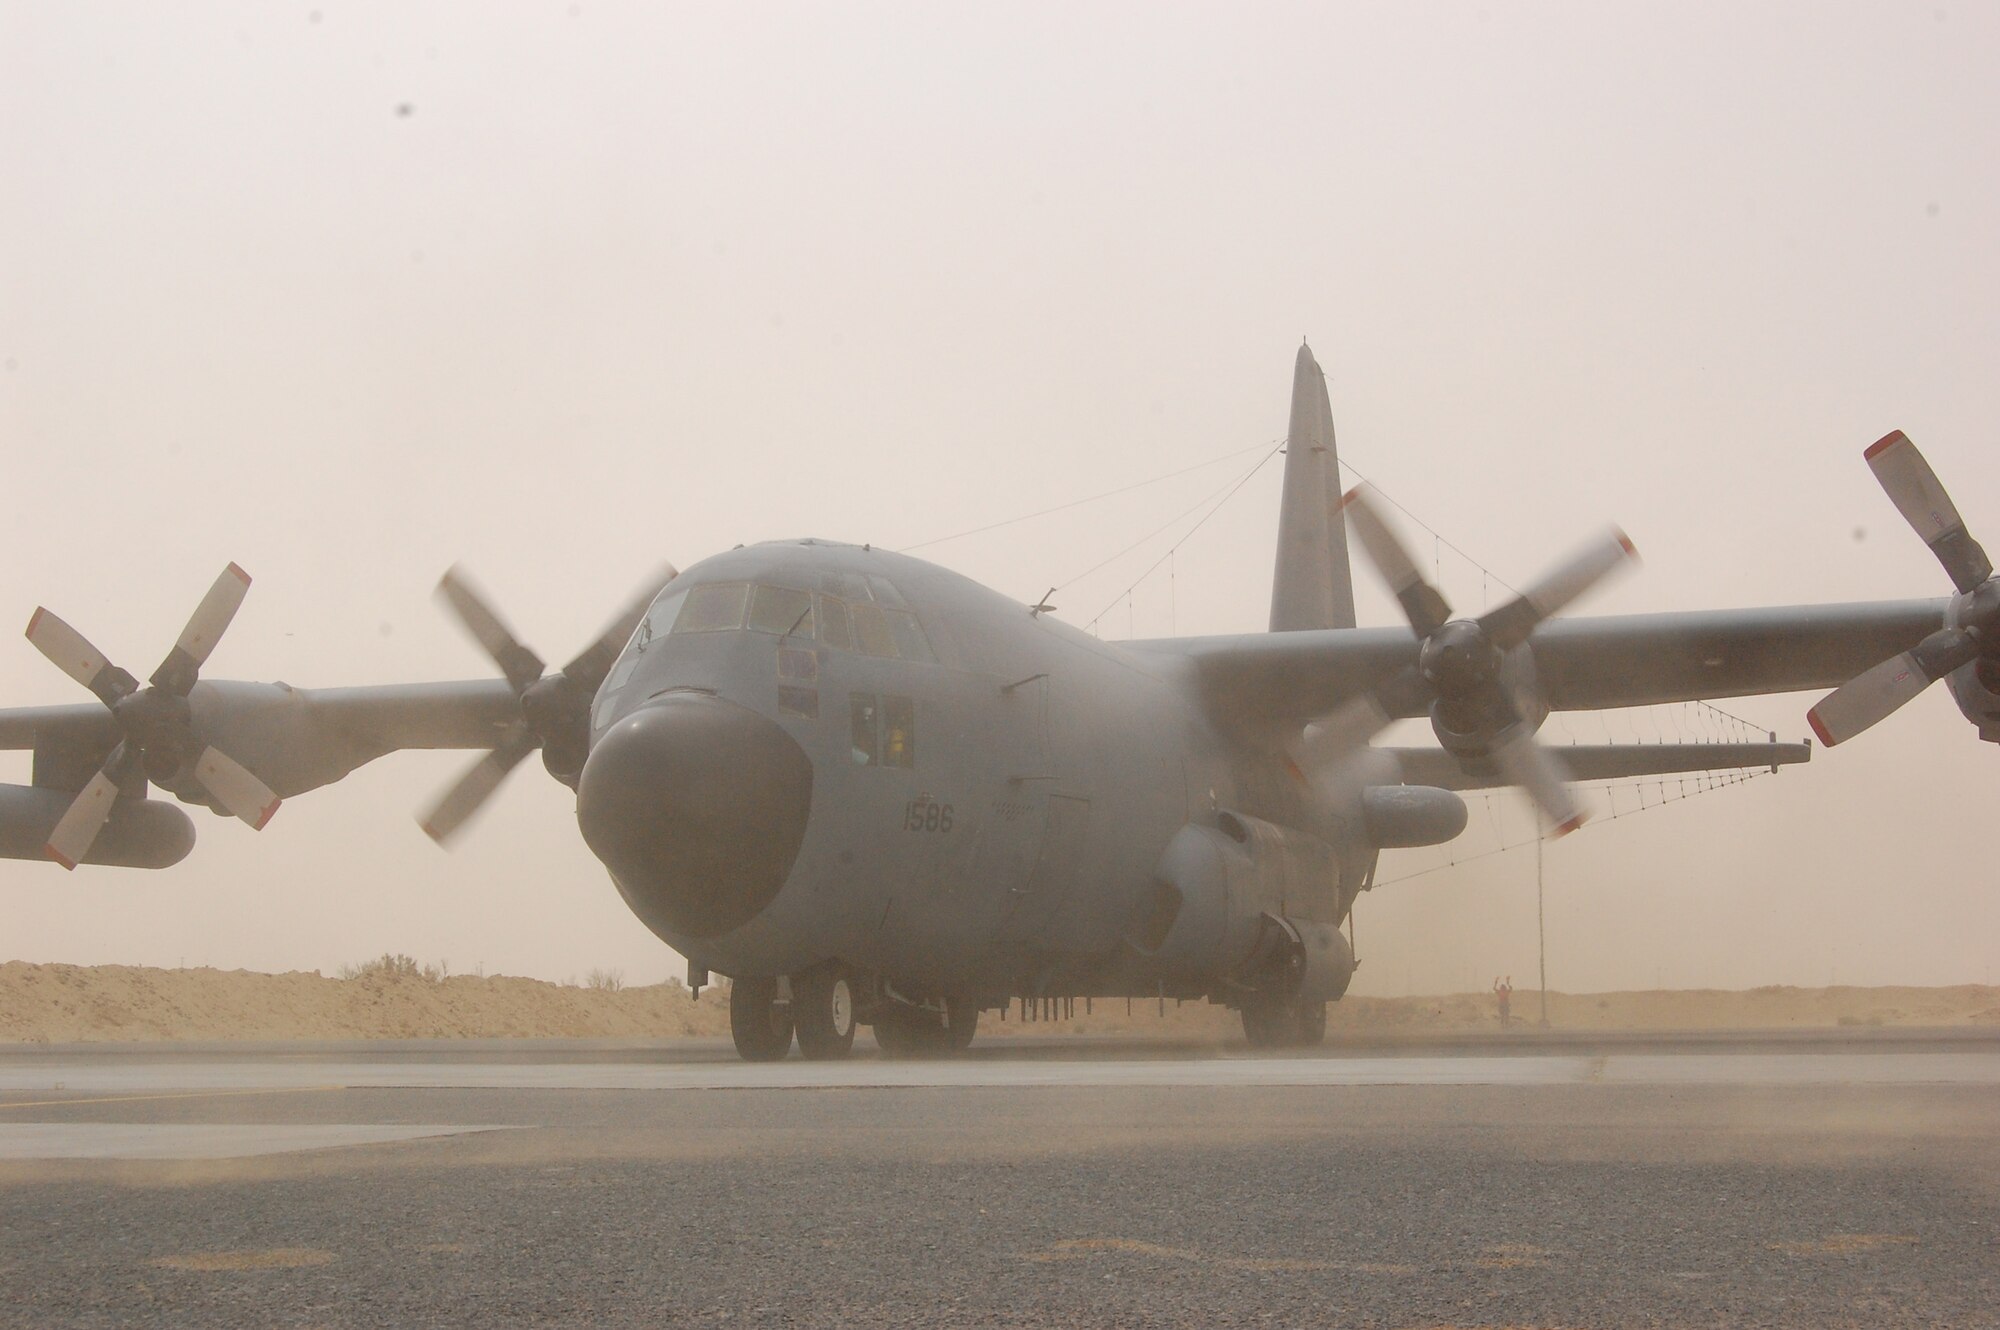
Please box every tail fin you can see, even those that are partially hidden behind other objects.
[1269,342,1357,631]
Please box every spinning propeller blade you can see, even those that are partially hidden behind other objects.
[437,567,545,692]
[1309,486,1634,836]
[193,746,282,829]
[1489,731,1586,837]
[1480,528,1638,650]
[420,728,538,845]
[25,567,280,867]
[561,565,679,694]
[154,563,251,693]
[422,565,679,844]
[25,609,136,706]
[1339,487,1451,637]
[44,759,127,870]
[1809,434,1996,745]
[1865,431,1992,595]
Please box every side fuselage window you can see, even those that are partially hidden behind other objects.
[850,695,879,766]
[850,692,915,769]
[881,695,916,768]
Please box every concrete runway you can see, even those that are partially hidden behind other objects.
[2,1032,1997,1327]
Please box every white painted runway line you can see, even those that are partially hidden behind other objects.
[2,1051,1997,1094]
[0,1123,509,1161]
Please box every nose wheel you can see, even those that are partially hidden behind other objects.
[793,965,857,1061]
[728,976,795,1061]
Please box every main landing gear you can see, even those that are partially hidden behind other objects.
[1239,999,1328,1050]
[871,996,979,1057]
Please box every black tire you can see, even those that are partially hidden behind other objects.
[793,966,857,1061]
[1240,1002,1292,1049]
[945,997,980,1052]
[872,1002,949,1057]
[1294,1000,1327,1047]
[729,976,794,1062]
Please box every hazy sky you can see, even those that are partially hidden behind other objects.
[3,3,1996,994]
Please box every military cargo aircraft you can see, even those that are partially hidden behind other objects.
[0,346,1986,1059]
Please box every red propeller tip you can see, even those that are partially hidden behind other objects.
[253,798,282,831]
[1864,430,1908,460]
[1335,486,1364,511]
[1552,814,1587,839]
[1617,531,1638,559]
[225,562,252,586]
[43,844,77,871]
[1806,708,1836,747]
[24,607,43,638]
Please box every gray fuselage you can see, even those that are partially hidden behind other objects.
[577,539,1360,998]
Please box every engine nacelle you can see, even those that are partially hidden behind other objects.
[1427,640,1549,760]
[1945,591,2000,741]
[1260,913,1357,1003]
[1361,785,1468,848]
[0,785,196,869]
[1130,811,1341,984]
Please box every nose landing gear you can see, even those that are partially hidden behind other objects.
[793,965,857,1060]
[727,966,860,1062]
[723,968,983,1061]
[728,975,796,1062]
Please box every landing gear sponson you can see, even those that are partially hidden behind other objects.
[723,967,1327,1060]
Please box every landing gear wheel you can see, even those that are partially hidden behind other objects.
[1240,1002,1293,1050]
[793,967,857,1061]
[872,1002,949,1057]
[945,997,980,1052]
[729,976,795,1062]
[1294,1000,1327,1047]
[1241,1000,1323,1049]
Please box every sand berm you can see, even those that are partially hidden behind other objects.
[4,960,1998,1043]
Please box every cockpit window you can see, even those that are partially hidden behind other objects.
[882,609,935,663]
[637,588,688,648]
[849,602,895,657]
[866,575,907,608]
[818,571,871,601]
[673,582,750,634]
[602,587,688,694]
[817,594,853,651]
[747,585,814,639]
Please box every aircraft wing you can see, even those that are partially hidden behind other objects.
[1142,598,1949,737]
[1383,740,1812,792]
[0,678,520,799]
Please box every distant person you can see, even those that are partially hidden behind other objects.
[1493,975,1514,1029]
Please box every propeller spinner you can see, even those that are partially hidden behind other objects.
[1299,487,1638,836]
[23,564,281,869]
[1808,432,1998,746]
[421,564,677,844]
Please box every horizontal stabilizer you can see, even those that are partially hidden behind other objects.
[1385,740,1809,791]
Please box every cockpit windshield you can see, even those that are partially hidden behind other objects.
[601,572,937,700]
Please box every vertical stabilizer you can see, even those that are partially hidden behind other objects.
[1269,343,1357,631]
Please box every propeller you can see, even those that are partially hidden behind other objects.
[1300,486,1639,836]
[421,564,677,844]
[1807,432,1998,746]
[24,564,280,869]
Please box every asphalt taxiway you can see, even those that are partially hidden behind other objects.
[2,1031,1996,1327]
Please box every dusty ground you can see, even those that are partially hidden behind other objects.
[3,960,1996,1043]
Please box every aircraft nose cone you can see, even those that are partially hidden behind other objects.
[577,693,813,939]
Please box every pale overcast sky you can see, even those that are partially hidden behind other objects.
[3,3,1995,994]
